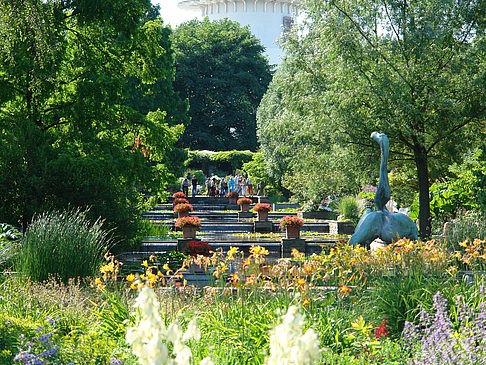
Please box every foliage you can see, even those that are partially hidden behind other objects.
[15,209,110,282]
[182,241,212,257]
[172,18,272,151]
[444,212,486,252]
[173,203,193,213]
[338,196,360,222]
[0,223,22,270]
[227,191,239,199]
[237,198,252,206]
[0,0,184,246]
[186,150,255,175]
[279,216,305,230]
[175,216,201,228]
[252,203,272,212]
[409,149,486,222]
[173,192,186,199]
[260,0,486,238]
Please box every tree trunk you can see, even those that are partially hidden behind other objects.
[413,145,431,239]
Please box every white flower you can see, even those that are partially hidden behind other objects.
[126,285,213,365]
[199,357,214,365]
[266,305,320,365]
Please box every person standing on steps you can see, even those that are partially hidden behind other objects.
[191,175,198,197]
[182,177,190,196]
[247,176,253,196]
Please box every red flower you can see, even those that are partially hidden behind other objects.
[173,203,194,213]
[227,191,239,199]
[173,192,186,199]
[279,216,305,230]
[374,317,389,339]
[252,203,272,212]
[182,240,212,257]
[175,216,202,228]
[173,198,189,205]
[237,198,252,205]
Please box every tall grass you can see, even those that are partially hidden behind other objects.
[15,209,110,282]
[338,196,360,221]
[444,211,486,250]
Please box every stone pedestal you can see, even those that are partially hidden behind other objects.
[177,238,194,252]
[238,212,254,221]
[253,221,273,233]
[281,238,306,258]
[297,211,330,220]
[329,221,355,235]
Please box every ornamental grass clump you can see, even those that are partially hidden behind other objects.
[16,208,110,282]
[253,203,272,212]
[173,203,194,213]
[279,216,304,230]
[175,216,202,228]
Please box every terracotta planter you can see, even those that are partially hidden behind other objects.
[257,210,269,221]
[178,211,189,218]
[182,225,197,239]
[285,225,301,239]
[228,197,237,205]
[240,203,250,212]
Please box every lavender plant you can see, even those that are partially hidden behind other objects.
[402,288,486,364]
[14,317,61,365]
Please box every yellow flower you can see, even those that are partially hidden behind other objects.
[149,255,157,262]
[459,240,469,248]
[250,245,269,256]
[183,279,187,287]
[163,263,171,271]
[142,260,149,268]
[303,298,311,307]
[338,284,351,297]
[126,274,135,282]
[157,270,164,277]
[227,246,239,260]
[130,282,139,290]
[245,275,256,286]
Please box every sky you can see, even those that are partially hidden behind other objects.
[155,0,200,27]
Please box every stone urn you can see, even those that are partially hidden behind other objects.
[240,203,250,212]
[182,225,197,239]
[257,210,269,221]
[285,225,301,239]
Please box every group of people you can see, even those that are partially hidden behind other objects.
[182,173,263,197]
[206,174,254,197]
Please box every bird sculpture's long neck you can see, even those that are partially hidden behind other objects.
[374,134,391,211]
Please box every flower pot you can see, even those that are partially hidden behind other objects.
[182,225,197,239]
[178,211,189,218]
[257,211,269,221]
[286,225,301,239]
[240,203,250,212]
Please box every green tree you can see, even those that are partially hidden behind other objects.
[0,0,184,246]
[172,18,272,151]
[259,0,486,237]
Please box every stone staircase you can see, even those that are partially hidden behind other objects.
[118,196,354,285]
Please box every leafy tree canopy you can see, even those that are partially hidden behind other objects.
[258,0,486,237]
[172,18,272,151]
[0,0,185,247]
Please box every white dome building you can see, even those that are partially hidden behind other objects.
[178,0,300,64]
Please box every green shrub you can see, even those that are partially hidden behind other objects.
[15,209,110,282]
[444,211,486,251]
[338,196,359,221]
